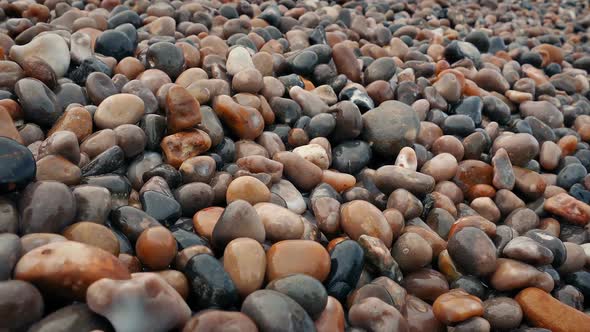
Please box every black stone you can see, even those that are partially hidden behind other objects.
[94,30,135,61]
[184,254,239,309]
[0,137,36,193]
[325,239,365,303]
[82,146,125,177]
[110,205,161,242]
[525,229,567,268]
[331,140,372,174]
[139,190,181,226]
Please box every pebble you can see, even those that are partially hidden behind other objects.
[516,287,590,332]
[223,238,266,298]
[241,290,315,332]
[266,240,330,282]
[0,136,36,193]
[0,0,589,330]
[94,94,145,129]
[14,241,130,300]
[433,289,484,325]
[0,280,44,331]
[87,273,191,332]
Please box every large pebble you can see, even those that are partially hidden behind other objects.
[14,241,131,300]
[87,273,190,332]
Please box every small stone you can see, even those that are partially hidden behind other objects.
[212,200,265,248]
[241,290,315,332]
[226,176,270,205]
[135,226,177,270]
[95,94,145,129]
[266,240,331,282]
[348,297,409,332]
[161,129,212,168]
[544,193,590,226]
[0,137,36,193]
[63,222,120,256]
[341,200,393,247]
[433,289,484,325]
[266,273,328,320]
[18,181,76,234]
[184,254,239,309]
[223,238,266,298]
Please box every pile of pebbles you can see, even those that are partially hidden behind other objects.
[2,0,590,331]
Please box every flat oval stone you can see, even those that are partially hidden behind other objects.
[448,227,497,277]
[516,287,590,332]
[0,137,36,193]
[226,176,270,205]
[490,258,554,292]
[492,133,539,167]
[15,78,61,127]
[432,289,483,325]
[374,165,435,196]
[63,222,120,256]
[95,94,145,129]
[184,254,239,310]
[544,193,590,226]
[224,238,266,298]
[503,236,554,265]
[87,273,190,332]
[341,200,393,247]
[28,303,114,332]
[266,240,331,282]
[0,280,44,331]
[14,241,131,300]
[273,151,323,192]
[18,181,76,234]
[266,273,328,320]
[242,289,315,332]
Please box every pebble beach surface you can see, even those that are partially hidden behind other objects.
[1,0,590,331]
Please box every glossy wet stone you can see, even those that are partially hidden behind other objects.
[95,94,145,129]
[0,233,20,281]
[490,258,554,292]
[223,238,266,298]
[0,136,36,193]
[15,78,60,127]
[433,289,484,325]
[14,241,131,300]
[241,289,315,332]
[341,200,393,247]
[448,227,497,277]
[213,200,265,248]
[87,273,190,332]
[325,239,365,302]
[266,273,328,320]
[136,226,177,270]
[184,254,239,310]
[266,240,330,282]
[516,287,590,332]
